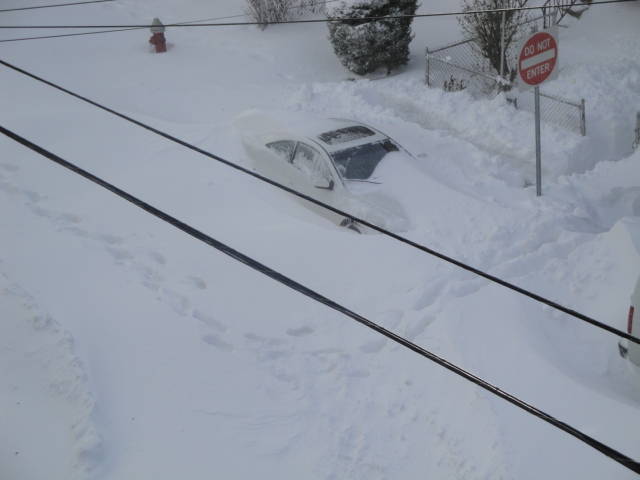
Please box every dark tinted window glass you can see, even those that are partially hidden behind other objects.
[331,140,398,180]
[266,141,295,162]
[318,126,376,145]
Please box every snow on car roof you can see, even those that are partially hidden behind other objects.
[313,128,389,154]
[301,118,389,153]
[317,125,376,145]
[235,110,390,152]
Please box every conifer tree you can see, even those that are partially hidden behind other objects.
[327,0,419,76]
[458,0,529,83]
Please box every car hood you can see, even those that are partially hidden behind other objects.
[341,152,422,232]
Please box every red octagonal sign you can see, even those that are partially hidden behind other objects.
[518,31,558,87]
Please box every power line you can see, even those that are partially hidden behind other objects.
[0,0,339,43]
[1,123,638,476]
[0,13,246,44]
[1,57,637,346]
[0,27,139,43]
[0,0,634,29]
[0,0,114,13]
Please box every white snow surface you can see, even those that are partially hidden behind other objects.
[1,1,640,479]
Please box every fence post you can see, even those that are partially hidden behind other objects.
[425,47,430,87]
[633,111,640,151]
[500,11,506,81]
[580,98,586,136]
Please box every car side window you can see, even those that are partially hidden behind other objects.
[266,141,295,162]
[292,142,332,184]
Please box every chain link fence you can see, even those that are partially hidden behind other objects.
[425,11,587,136]
[506,91,586,136]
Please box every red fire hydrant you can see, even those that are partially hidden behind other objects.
[149,17,166,53]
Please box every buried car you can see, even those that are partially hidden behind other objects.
[235,112,414,232]
[619,274,640,368]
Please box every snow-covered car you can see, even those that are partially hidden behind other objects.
[235,111,413,232]
[619,274,640,367]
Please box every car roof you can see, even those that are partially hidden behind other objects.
[295,118,390,154]
[240,112,392,155]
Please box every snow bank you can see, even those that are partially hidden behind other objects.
[0,274,101,480]
[289,78,581,183]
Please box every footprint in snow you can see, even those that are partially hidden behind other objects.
[192,310,226,332]
[244,332,286,347]
[359,338,386,354]
[56,213,81,225]
[186,276,207,290]
[404,315,435,341]
[202,333,233,352]
[348,368,370,378]
[0,163,19,172]
[285,325,313,337]
[412,281,446,311]
[378,309,404,329]
[31,205,52,219]
[23,190,44,204]
[60,225,90,238]
[135,264,163,291]
[0,181,44,204]
[98,233,124,246]
[105,247,134,264]
[148,251,166,265]
[161,289,190,316]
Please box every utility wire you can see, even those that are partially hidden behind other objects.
[0,27,138,43]
[1,57,637,346]
[0,0,339,43]
[0,0,634,29]
[1,123,639,476]
[0,11,243,44]
[0,0,114,13]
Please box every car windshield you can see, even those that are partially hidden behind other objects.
[330,140,398,180]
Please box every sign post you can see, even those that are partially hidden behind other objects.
[535,86,541,196]
[518,27,558,196]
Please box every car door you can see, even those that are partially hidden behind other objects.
[290,141,345,224]
[261,139,298,185]
[291,142,336,191]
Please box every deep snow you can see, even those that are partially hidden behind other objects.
[1,1,639,479]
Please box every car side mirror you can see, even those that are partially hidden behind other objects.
[315,179,334,191]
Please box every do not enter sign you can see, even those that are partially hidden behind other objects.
[518,29,558,88]
[516,26,560,197]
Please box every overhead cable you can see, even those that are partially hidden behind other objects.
[0,27,138,43]
[0,0,338,43]
[0,0,634,29]
[1,57,637,346]
[0,0,114,13]
[1,123,639,476]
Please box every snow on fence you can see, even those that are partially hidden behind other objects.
[425,11,587,136]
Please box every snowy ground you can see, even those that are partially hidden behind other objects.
[1,1,640,479]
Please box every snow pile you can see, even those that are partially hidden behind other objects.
[0,275,101,480]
